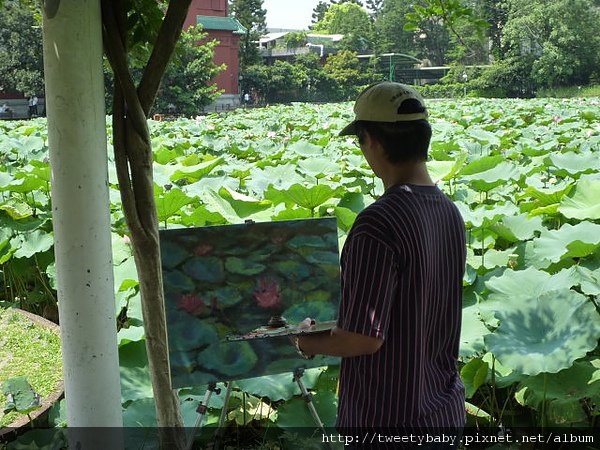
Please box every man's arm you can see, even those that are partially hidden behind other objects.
[296,326,383,358]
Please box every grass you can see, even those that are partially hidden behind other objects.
[0,307,62,427]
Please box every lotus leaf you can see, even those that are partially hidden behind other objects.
[119,341,154,402]
[297,157,339,177]
[234,368,322,401]
[163,270,195,292]
[548,152,600,176]
[218,187,272,218]
[531,222,600,268]
[467,128,501,146]
[272,259,311,280]
[117,325,145,344]
[460,155,504,176]
[283,300,337,323]
[516,360,600,424]
[170,157,223,182]
[287,141,322,157]
[286,235,325,249]
[159,240,188,269]
[224,257,265,276]
[303,250,339,266]
[197,341,258,379]
[521,183,574,207]
[268,183,337,210]
[337,191,365,213]
[463,162,522,191]
[460,357,489,398]
[427,160,455,182]
[183,256,225,283]
[558,178,600,219]
[2,376,40,415]
[156,188,194,223]
[10,230,53,259]
[275,389,337,428]
[0,199,33,220]
[484,288,600,375]
[460,305,491,358]
[246,164,305,195]
[169,313,218,352]
[205,286,243,308]
[490,214,544,242]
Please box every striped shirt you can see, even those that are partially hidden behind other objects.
[336,183,466,429]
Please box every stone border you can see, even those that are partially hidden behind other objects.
[0,308,64,441]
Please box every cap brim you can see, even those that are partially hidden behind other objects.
[339,120,358,136]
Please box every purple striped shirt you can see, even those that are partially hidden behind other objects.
[336,183,466,429]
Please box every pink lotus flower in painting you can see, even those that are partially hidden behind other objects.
[254,278,282,308]
[194,244,213,256]
[177,294,205,316]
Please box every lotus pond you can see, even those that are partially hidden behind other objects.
[0,97,599,445]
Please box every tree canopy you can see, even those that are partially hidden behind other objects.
[229,0,267,69]
[0,0,44,96]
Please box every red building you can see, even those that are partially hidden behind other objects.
[184,0,245,110]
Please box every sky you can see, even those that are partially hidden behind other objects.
[262,0,322,30]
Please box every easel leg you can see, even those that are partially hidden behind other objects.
[293,367,333,449]
[186,382,221,450]
[213,381,234,449]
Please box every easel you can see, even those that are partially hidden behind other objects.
[185,367,329,450]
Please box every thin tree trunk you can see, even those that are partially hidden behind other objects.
[42,0,123,447]
[101,1,192,448]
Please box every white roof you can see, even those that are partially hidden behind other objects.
[306,33,344,42]
[259,32,290,44]
[259,32,345,44]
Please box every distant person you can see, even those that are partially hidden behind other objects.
[0,104,8,113]
[290,82,466,448]
[28,96,38,118]
[243,92,250,107]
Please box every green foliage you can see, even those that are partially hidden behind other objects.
[405,0,490,64]
[310,1,330,28]
[0,0,44,96]
[0,309,62,427]
[282,31,308,50]
[311,2,374,52]
[501,0,600,88]
[153,26,225,116]
[323,50,374,99]
[230,0,267,69]
[2,376,40,416]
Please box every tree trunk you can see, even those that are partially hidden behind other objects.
[101,1,192,448]
[42,0,123,446]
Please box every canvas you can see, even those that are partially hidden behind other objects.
[160,218,341,388]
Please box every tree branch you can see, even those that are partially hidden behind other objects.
[101,0,149,144]
[138,0,193,115]
[112,82,143,237]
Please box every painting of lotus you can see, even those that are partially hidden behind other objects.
[160,217,341,388]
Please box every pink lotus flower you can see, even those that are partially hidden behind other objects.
[177,294,205,316]
[194,244,213,256]
[254,278,281,308]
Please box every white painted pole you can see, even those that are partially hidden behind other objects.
[42,0,124,442]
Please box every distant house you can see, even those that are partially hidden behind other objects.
[184,0,246,111]
[258,31,344,63]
